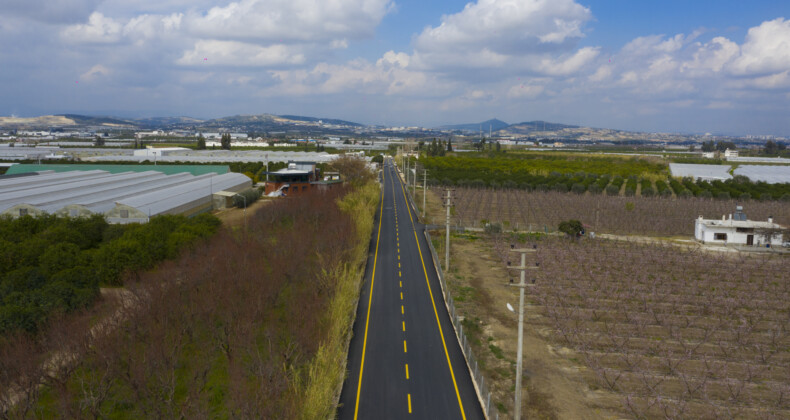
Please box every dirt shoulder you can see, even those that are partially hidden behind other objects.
[433,231,622,420]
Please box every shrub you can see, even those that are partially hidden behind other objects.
[558,219,584,237]
[605,185,620,196]
[571,183,587,194]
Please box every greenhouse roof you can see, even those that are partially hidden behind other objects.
[5,164,229,177]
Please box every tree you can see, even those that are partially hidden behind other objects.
[716,141,736,152]
[220,133,231,150]
[196,135,206,150]
[447,138,453,152]
[701,140,715,152]
[558,220,584,238]
[329,155,374,186]
[764,140,786,156]
[94,135,105,147]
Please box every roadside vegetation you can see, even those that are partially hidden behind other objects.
[0,164,378,418]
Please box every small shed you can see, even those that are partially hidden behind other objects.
[695,206,785,246]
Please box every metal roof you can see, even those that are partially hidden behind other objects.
[0,169,251,221]
[733,165,790,184]
[5,164,229,176]
[669,163,732,181]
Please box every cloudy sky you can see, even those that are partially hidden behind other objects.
[1,0,788,135]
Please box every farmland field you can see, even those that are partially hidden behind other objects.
[491,235,790,419]
[444,188,790,236]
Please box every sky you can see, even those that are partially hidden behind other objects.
[1,0,789,136]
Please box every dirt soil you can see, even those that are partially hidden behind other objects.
[439,234,624,419]
[213,198,271,226]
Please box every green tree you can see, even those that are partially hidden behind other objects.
[197,134,207,150]
[558,220,584,238]
[447,138,453,152]
[220,133,232,150]
[94,135,105,147]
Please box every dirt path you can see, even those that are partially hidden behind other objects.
[213,198,271,226]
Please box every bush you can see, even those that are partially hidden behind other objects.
[558,219,584,237]
[739,192,752,201]
[605,185,620,196]
[571,183,587,194]
[717,191,731,200]
[233,188,261,208]
[698,190,713,199]
[484,223,502,234]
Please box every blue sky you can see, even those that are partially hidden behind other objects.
[1,0,789,135]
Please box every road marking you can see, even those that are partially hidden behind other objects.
[398,262,401,268]
[353,168,386,420]
[395,169,468,420]
[398,255,400,260]
[399,271,401,277]
[402,321,406,331]
[400,292,403,300]
[399,280,402,287]
[408,394,412,413]
[401,305,404,315]
[405,363,410,379]
[403,340,407,353]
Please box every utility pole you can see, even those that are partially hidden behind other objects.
[444,189,452,271]
[422,169,427,219]
[507,245,538,420]
[412,162,417,202]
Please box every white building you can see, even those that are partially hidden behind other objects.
[695,206,785,247]
[724,148,739,158]
[133,147,190,157]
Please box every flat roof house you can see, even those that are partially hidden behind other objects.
[695,206,785,247]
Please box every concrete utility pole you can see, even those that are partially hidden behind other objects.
[508,245,538,420]
[422,169,427,219]
[445,189,452,271]
[412,163,417,202]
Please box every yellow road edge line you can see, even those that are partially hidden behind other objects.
[353,169,386,420]
[396,168,467,420]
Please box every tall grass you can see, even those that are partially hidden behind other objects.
[300,182,379,419]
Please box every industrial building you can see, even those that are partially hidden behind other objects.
[0,168,251,223]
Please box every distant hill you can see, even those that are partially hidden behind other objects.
[439,118,509,133]
[56,114,138,128]
[503,120,579,135]
[133,116,205,127]
[277,115,364,127]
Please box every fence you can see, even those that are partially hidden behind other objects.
[425,230,499,420]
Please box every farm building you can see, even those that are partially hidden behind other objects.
[262,161,321,196]
[0,168,251,223]
[695,206,785,247]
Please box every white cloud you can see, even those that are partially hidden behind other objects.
[507,83,544,98]
[185,0,393,42]
[80,64,110,80]
[123,13,183,41]
[409,0,594,77]
[730,18,790,76]
[415,0,591,53]
[682,36,739,74]
[177,40,305,67]
[61,12,123,43]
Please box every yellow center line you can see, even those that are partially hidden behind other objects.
[398,262,401,268]
[405,363,410,379]
[408,394,412,414]
[353,167,386,420]
[403,340,407,353]
[399,271,401,277]
[401,305,404,315]
[395,167,468,420]
[398,255,400,260]
[399,280,402,287]
[402,321,406,331]
[400,292,403,300]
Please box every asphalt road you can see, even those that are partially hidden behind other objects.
[338,159,484,420]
